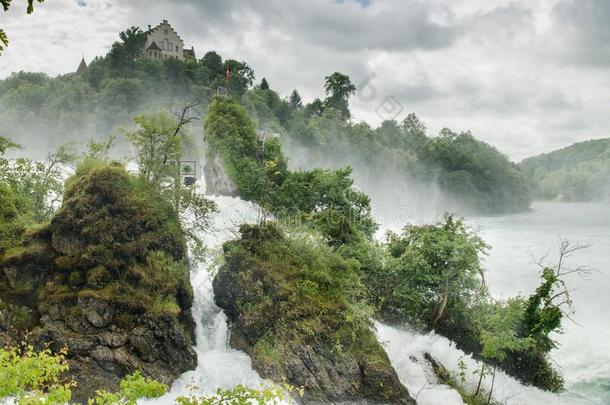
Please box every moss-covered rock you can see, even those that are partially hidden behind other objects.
[0,164,197,402]
[213,223,414,404]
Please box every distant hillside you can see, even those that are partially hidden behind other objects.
[520,138,610,201]
[0,25,532,214]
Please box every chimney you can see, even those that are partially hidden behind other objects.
[148,24,151,30]
[163,19,168,24]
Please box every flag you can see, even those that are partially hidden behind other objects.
[226,63,230,81]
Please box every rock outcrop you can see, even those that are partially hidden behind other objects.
[0,164,197,403]
[213,223,415,404]
[203,149,238,197]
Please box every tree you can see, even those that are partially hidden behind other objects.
[305,98,324,117]
[474,299,533,400]
[0,143,76,222]
[108,27,147,71]
[288,90,303,110]
[200,50,223,75]
[124,110,183,186]
[522,239,590,354]
[125,107,217,263]
[401,113,428,153]
[382,215,488,329]
[260,77,270,90]
[1,0,44,55]
[0,136,19,154]
[323,72,356,120]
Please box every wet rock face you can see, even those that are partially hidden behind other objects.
[0,166,197,403]
[217,273,412,404]
[30,305,197,403]
[203,151,238,197]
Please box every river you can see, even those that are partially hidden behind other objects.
[473,201,610,404]
[374,200,610,404]
[148,189,609,404]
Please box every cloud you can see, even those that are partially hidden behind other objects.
[0,0,608,161]
[550,0,610,67]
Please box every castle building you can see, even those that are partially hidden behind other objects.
[143,19,196,61]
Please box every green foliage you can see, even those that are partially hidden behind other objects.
[124,110,184,186]
[288,90,303,111]
[90,371,167,405]
[279,107,531,214]
[477,299,534,363]
[0,136,20,154]
[205,97,376,246]
[217,222,382,361]
[107,27,147,72]
[176,385,288,405]
[323,72,356,120]
[423,129,531,212]
[373,215,488,329]
[259,78,270,91]
[0,143,76,222]
[520,137,610,201]
[125,109,218,263]
[24,163,194,320]
[204,97,285,204]
[0,345,285,405]
[84,135,116,162]
[0,181,23,254]
[0,345,72,405]
[522,268,563,352]
[271,167,377,245]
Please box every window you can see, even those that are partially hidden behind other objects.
[164,29,168,35]
[176,46,179,52]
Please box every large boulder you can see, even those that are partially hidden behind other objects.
[214,223,414,404]
[0,164,197,403]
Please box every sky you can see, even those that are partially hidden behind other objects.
[1,0,609,160]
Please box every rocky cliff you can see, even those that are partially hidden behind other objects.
[213,223,415,404]
[203,148,238,197]
[0,164,196,403]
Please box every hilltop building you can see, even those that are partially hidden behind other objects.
[143,19,196,61]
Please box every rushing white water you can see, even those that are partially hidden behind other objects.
[146,175,608,405]
[374,200,610,405]
[144,192,266,404]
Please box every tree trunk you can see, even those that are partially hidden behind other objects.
[475,363,486,396]
[487,367,496,404]
[432,281,449,329]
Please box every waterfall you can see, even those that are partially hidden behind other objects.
[143,182,604,404]
[143,192,266,403]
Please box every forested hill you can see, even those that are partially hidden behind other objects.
[520,138,610,201]
[0,26,530,214]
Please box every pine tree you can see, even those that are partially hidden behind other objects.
[288,90,303,110]
[260,78,270,90]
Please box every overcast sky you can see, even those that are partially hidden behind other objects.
[1,0,608,160]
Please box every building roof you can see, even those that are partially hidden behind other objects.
[145,19,184,45]
[183,47,196,59]
[146,41,162,51]
[76,57,87,74]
